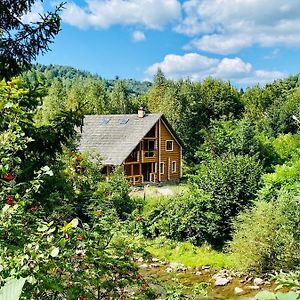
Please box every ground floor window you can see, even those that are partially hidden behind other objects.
[160,162,165,174]
[172,161,177,173]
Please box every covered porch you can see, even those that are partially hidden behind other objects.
[124,162,157,185]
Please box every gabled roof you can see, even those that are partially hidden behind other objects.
[78,113,163,165]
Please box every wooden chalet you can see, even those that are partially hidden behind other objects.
[78,108,183,185]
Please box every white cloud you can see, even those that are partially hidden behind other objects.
[189,34,253,55]
[21,2,44,23]
[214,57,252,79]
[146,53,219,81]
[175,0,300,54]
[236,70,288,85]
[132,31,146,42]
[62,0,181,30]
[145,53,287,86]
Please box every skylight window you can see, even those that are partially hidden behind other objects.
[119,118,129,125]
[100,117,110,125]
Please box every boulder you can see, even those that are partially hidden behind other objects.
[234,287,244,295]
[215,277,231,286]
[253,278,264,286]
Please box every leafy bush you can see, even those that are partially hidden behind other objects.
[259,159,300,201]
[142,190,220,245]
[230,191,300,272]
[190,154,262,244]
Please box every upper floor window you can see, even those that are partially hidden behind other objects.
[166,140,174,151]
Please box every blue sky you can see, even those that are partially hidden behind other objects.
[23,0,300,87]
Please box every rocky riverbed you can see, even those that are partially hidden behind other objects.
[135,257,282,299]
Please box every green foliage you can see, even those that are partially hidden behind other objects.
[95,166,134,220]
[195,119,277,169]
[230,192,300,272]
[142,190,220,245]
[259,159,300,201]
[191,154,262,244]
[256,290,299,300]
[272,133,300,163]
[0,1,62,79]
[273,271,300,290]
[0,79,147,299]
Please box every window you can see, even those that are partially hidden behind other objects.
[99,117,110,125]
[160,162,165,174]
[145,140,156,157]
[166,140,174,151]
[119,118,129,124]
[172,161,176,173]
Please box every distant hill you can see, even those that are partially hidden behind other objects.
[25,64,152,96]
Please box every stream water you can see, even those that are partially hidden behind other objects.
[138,260,278,299]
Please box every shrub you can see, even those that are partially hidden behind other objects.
[230,191,300,272]
[190,154,262,244]
[142,190,221,246]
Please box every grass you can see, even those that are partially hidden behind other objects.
[145,237,236,270]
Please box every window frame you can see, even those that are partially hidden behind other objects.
[172,161,177,173]
[160,162,165,174]
[165,140,174,151]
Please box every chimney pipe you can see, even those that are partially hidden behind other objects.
[138,107,145,118]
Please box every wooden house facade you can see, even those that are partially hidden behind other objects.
[78,108,183,185]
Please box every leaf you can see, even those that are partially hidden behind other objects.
[255,291,276,300]
[3,102,13,109]
[70,218,79,228]
[41,166,53,176]
[37,224,48,232]
[50,247,59,258]
[0,277,26,300]
[60,218,79,232]
[275,291,299,300]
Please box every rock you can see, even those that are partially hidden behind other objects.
[140,263,148,269]
[137,257,144,263]
[169,262,186,272]
[202,265,210,270]
[234,287,244,295]
[165,267,173,273]
[195,271,202,276]
[215,277,231,286]
[150,263,160,268]
[169,262,184,269]
[152,258,160,262]
[253,278,264,286]
[159,261,167,265]
[248,285,260,290]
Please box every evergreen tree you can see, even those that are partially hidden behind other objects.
[0,0,62,79]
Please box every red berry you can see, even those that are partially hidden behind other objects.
[6,195,14,206]
[124,250,130,257]
[76,235,84,241]
[78,296,85,300]
[3,173,14,181]
[30,206,38,212]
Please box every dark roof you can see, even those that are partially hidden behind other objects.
[78,113,163,165]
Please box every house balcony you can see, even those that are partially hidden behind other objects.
[142,150,158,162]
